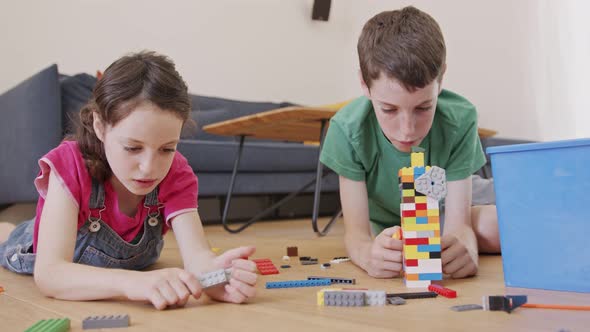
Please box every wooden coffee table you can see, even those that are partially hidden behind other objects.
[204,105,498,236]
[203,106,341,236]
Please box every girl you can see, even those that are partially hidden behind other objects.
[0,51,257,310]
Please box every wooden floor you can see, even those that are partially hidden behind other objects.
[1,214,589,331]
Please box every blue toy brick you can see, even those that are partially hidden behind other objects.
[266,279,331,289]
[83,315,129,329]
[416,217,429,224]
[417,244,441,252]
[418,273,443,280]
[413,167,425,177]
[25,318,70,332]
[324,291,365,307]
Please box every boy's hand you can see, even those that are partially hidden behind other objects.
[204,246,258,303]
[363,226,403,278]
[126,268,202,310]
[441,226,479,278]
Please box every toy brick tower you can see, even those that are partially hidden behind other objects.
[398,147,446,288]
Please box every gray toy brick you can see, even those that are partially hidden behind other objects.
[365,291,387,306]
[199,269,231,289]
[387,297,407,305]
[324,291,366,307]
[82,315,129,329]
[451,304,483,312]
[415,166,447,200]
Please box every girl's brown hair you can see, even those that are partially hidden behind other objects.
[72,51,191,182]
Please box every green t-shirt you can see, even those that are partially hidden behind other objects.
[320,89,486,235]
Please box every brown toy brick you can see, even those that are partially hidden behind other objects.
[287,246,298,257]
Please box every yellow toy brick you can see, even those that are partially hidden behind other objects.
[427,209,439,217]
[414,196,427,203]
[411,152,424,167]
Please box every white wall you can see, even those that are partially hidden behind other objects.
[1,0,588,141]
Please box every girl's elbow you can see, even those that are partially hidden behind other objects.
[34,264,64,298]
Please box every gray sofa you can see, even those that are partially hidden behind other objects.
[0,64,530,225]
[0,65,340,223]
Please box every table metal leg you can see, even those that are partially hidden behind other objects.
[311,120,340,236]
[221,134,338,234]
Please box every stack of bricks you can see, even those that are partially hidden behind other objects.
[398,148,445,288]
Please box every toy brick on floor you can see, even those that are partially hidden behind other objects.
[319,289,386,306]
[287,246,298,257]
[386,291,438,299]
[482,295,527,313]
[253,258,279,275]
[199,269,231,289]
[364,291,387,306]
[330,257,350,264]
[387,297,407,305]
[308,276,356,285]
[324,291,366,306]
[266,279,331,289]
[398,147,445,288]
[83,315,129,329]
[25,318,70,332]
[428,284,457,298]
[451,304,483,312]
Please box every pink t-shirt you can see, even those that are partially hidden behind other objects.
[32,141,199,252]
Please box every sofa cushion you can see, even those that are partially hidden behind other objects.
[0,65,62,204]
[178,139,321,173]
[188,95,297,143]
[60,73,96,135]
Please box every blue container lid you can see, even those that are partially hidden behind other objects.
[487,137,590,155]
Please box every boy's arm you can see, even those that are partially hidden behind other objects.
[35,171,201,310]
[441,177,478,278]
[339,176,402,278]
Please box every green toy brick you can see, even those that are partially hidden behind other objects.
[25,318,70,332]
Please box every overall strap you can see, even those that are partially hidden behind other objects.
[144,186,160,207]
[89,179,106,209]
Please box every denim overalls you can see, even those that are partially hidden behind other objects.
[0,180,164,274]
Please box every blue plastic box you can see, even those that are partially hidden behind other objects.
[487,138,590,293]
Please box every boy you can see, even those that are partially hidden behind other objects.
[320,6,500,279]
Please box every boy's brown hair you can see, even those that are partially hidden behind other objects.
[357,6,446,91]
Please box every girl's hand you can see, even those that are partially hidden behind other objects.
[363,226,403,278]
[441,225,479,278]
[125,268,202,310]
[204,246,258,303]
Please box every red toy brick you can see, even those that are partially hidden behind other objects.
[404,238,429,245]
[428,284,457,298]
[402,210,416,217]
[405,259,418,267]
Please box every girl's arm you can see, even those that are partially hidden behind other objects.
[34,171,201,309]
[171,212,258,303]
[339,176,403,278]
[440,177,479,278]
